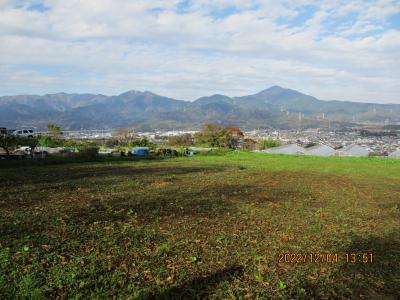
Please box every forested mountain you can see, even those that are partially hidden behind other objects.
[1,86,399,130]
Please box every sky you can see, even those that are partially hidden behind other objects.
[0,0,399,103]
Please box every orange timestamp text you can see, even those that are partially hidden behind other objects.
[278,252,373,264]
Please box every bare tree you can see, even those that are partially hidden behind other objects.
[47,123,61,138]
[113,128,137,145]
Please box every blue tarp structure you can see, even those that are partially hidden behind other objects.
[131,147,149,156]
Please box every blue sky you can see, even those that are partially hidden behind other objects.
[0,0,399,103]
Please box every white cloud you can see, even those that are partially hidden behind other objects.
[0,0,399,103]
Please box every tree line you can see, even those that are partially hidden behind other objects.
[0,123,282,158]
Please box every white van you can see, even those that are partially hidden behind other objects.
[12,129,35,138]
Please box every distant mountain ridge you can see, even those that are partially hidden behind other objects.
[0,86,399,130]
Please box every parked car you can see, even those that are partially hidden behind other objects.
[12,129,35,138]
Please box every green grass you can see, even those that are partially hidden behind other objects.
[1,152,399,299]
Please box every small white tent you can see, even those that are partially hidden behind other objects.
[389,149,400,159]
[338,144,369,157]
[304,144,336,156]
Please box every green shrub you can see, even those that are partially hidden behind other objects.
[64,144,99,160]
[38,136,64,147]
[0,135,38,155]
[256,138,281,150]
[167,134,194,146]
[128,137,156,149]
[78,146,99,160]
[194,124,240,148]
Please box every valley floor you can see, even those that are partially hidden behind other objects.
[0,153,399,298]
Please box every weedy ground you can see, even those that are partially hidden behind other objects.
[0,152,399,299]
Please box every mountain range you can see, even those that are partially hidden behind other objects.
[0,86,399,131]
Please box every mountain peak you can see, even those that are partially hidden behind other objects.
[119,90,165,98]
[257,85,296,95]
[143,90,159,97]
[268,85,285,91]
[119,90,143,97]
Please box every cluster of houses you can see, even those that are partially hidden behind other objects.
[254,143,400,158]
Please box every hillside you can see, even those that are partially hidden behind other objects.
[1,86,399,130]
[1,153,399,298]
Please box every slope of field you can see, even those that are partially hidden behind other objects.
[1,153,399,299]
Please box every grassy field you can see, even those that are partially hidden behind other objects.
[1,152,399,299]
